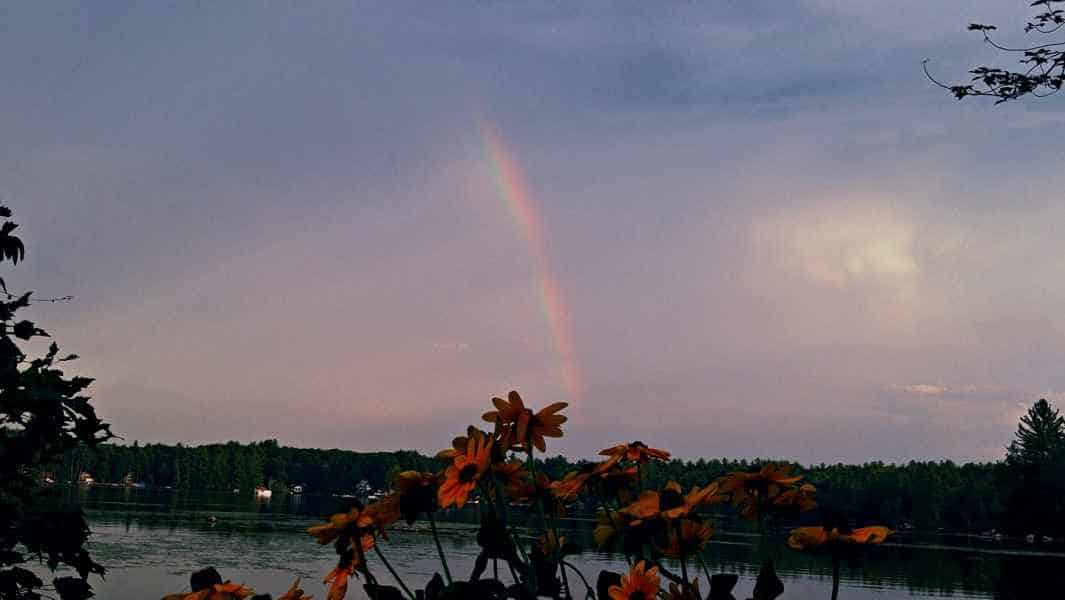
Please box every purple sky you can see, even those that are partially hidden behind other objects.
[2,2,1063,463]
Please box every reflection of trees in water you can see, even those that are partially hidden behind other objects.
[555,514,1061,598]
[77,485,1065,597]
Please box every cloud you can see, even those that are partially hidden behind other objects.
[429,341,471,351]
[892,384,949,397]
[3,1,1065,463]
[755,202,918,289]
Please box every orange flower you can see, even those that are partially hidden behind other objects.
[622,490,664,524]
[661,518,714,558]
[364,493,402,529]
[482,391,528,448]
[482,390,567,452]
[667,482,722,518]
[508,471,551,502]
[524,401,567,452]
[183,582,254,600]
[493,459,529,488]
[621,481,718,524]
[593,509,628,548]
[664,579,702,600]
[537,529,567,557]
[719,463,805,520]
[438,429,492,508]
[609,561,660,600]
[394,470,439,492]
[847,525,893,544]
[773,483,818,512]
[324,564,354,600]
[787,526,830,550]
[436,426,491,460]
[787,525,893,550]
[434,426,492,460]
[600,441,671,464]
[308,507,374,545]
[393,470,439,523]
[551,471,590,501]
[720,464,802,501]
[277,578,312,600]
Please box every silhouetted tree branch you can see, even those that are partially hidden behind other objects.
[925,1,1065,103]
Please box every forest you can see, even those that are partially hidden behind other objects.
[54,398,1065,538]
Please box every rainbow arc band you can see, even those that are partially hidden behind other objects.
[481,122,582,404]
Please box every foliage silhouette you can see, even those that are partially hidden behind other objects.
[0,206,112,599]
[925,1,1065,102]
[1001,398,1065,537]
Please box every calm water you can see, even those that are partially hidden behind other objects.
[46,488,1065,599]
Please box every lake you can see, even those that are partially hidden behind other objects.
[53,487,1065,599]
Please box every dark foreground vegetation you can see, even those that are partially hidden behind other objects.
[58,396,1065,539]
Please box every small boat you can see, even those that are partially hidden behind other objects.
[1025,534,1036,543]
[255,486,273,498]
[291,485,303,494]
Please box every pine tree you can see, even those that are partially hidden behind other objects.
[1007,398,1065,467]
[1002,398,1065,536]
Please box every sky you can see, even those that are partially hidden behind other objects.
[2,1,1064,463]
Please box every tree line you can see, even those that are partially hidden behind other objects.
[54,399,1065,537]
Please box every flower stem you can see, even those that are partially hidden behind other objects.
[558,553,573,600]
[652,558,685,585]
[675,521,691,589]
[830,551,841,600]
[524,448,542,597]
[697,554,713,587]
[561,561,594,598]
[374,544,416,600]
[679,553,690,589]
[353,538,377,586]
[598,500,632,567]
[427,512,453,585]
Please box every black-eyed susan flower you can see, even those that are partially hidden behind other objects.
[660,518,714,558]
[307,507,374,545]
[323,564,354,600]
[277,578,312,600]
[436,426,491,460]
[482,391,567,452]
[182,582,254,600]
[393,471,438,524]
[787,525,893,550]
[773,482,818,512]
[663,578,703,600]
[608,561,660,600]
[492,459,529,489]
[438,429,492,508]
[600,441,671,464]
[550,470,590,502]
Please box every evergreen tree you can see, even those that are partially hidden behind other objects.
[1006,398,1065,467]
[1002,399,1065,536]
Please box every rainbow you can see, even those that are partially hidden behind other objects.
[480,121,583,403]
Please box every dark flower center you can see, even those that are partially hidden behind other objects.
[630,592,647,600]
[660,489,685,512]
[459,464,480,483]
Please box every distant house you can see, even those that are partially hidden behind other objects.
[291,484,304,494]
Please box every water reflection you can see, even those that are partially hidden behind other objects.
[60,488,1065,600]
